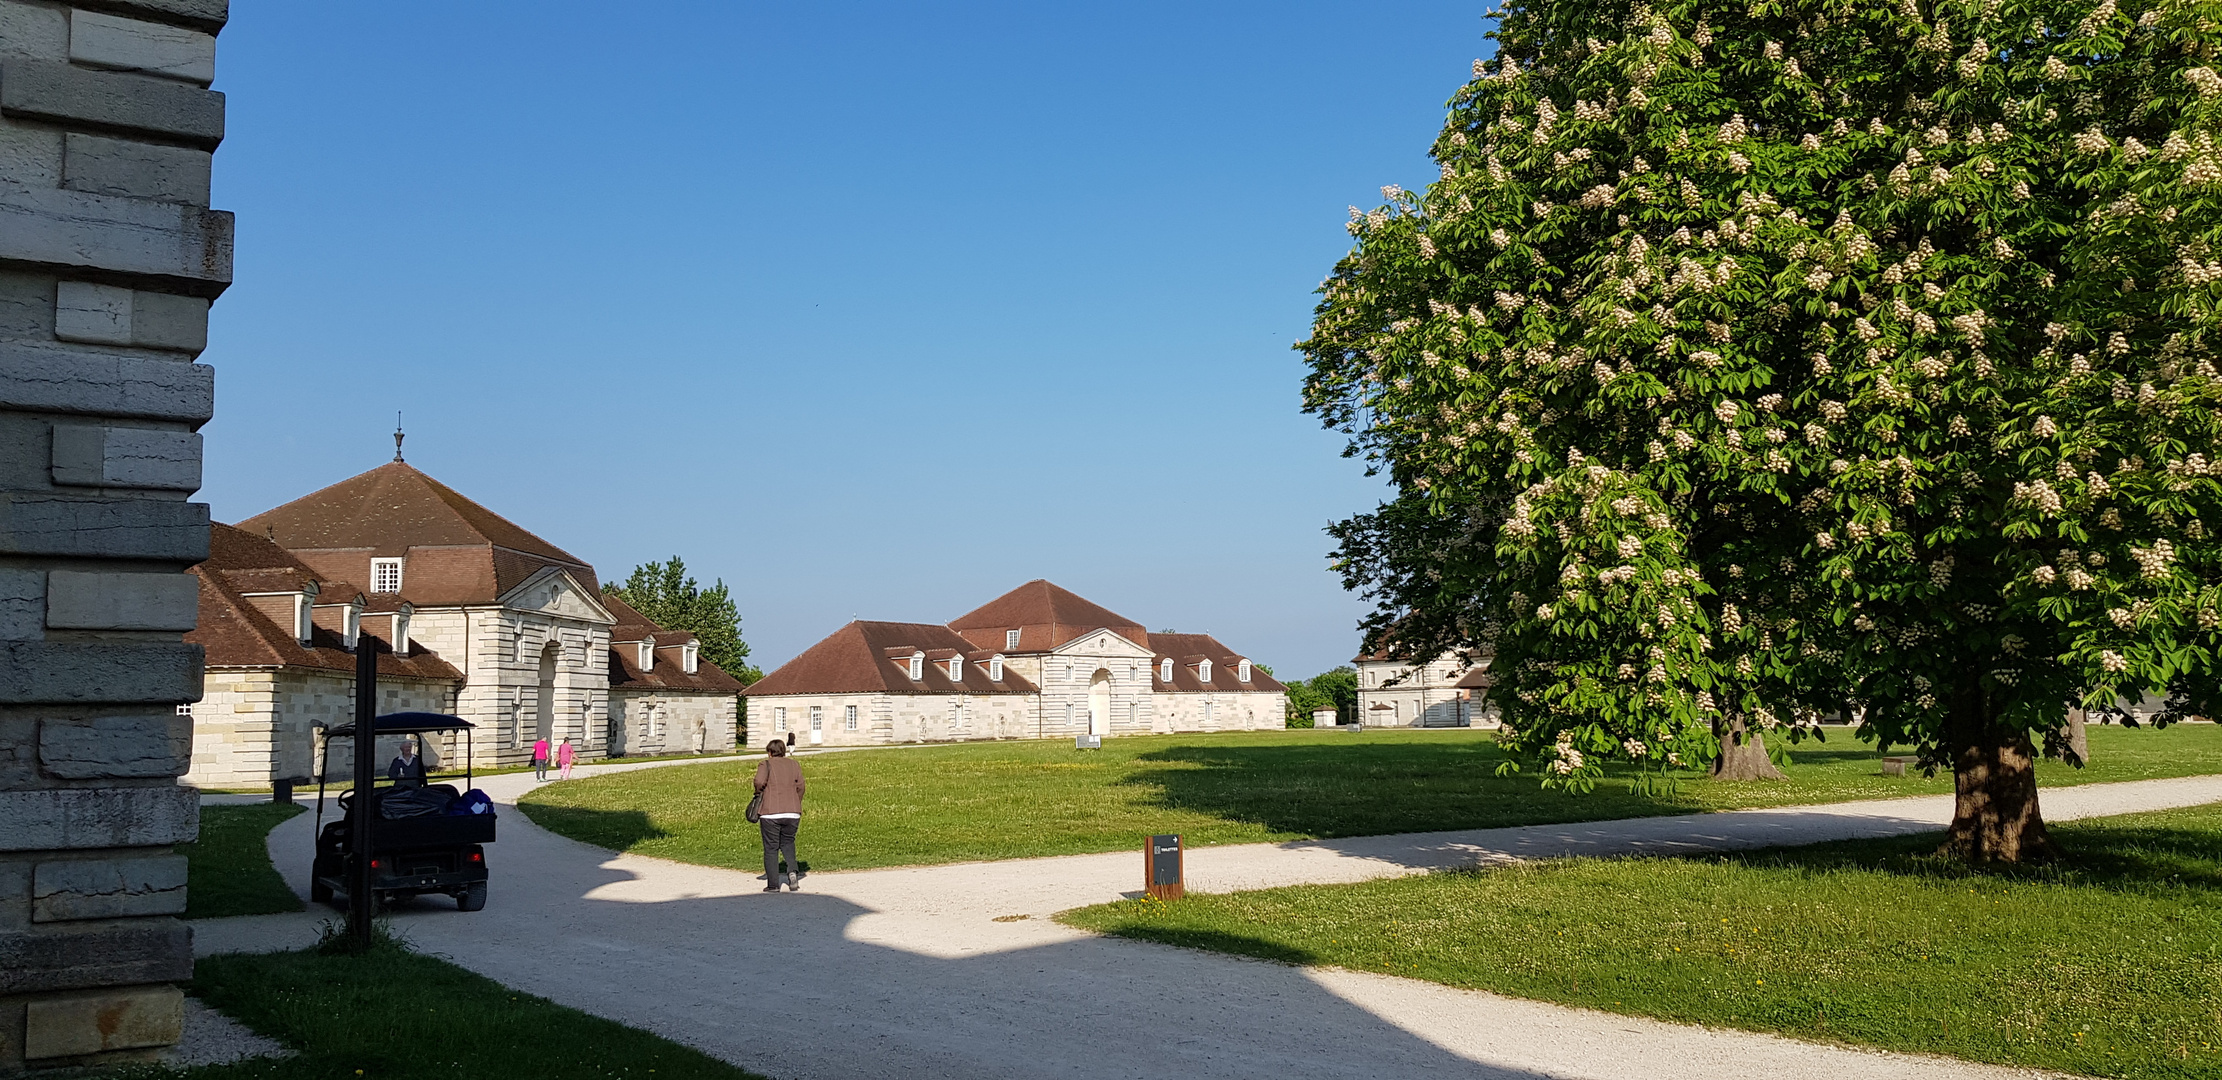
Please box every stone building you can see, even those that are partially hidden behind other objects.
[602,592,744,757]
[743,580,1286,746]
[0,0,232,1068]
[1354,647,1499,728]
[179,460,742,786]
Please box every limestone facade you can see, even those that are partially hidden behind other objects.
[184,669,455,789]
[1354,649,1500,728]
[744,581,1286,746]
[0,0,231,1068]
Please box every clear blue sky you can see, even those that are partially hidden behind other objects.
[201,1,1492,678]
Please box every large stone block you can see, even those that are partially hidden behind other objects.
[31,854,186,921]
[62,131,212,205]
[0,641,202,704]
[45,570,199,630]
[73,0,229,34]
[0,922,194,994]
[0,785,198,853]
[0,59,223,149]
[0,183,231,294]
[0,494,208,559]
[0,567,40,639]
[0,341,215,422]
[69,11,216,86]
[51,424,203,490]
[53,282,209,354]
[38,714,191,779]
[23,984,182,1059]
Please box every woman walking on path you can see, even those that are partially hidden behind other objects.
[753,739,806,893]
[532,737,551,782]
[556,737,576,780]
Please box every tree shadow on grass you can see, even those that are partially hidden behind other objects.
[509,806,668,853]
[1118,741,1688,840]
[1708,820,2222,895]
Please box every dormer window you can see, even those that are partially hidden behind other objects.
[1238,660,1251,682]
[948,656,963,681]
[343,605,360,649]
[295,593,314,645]
[682,642,698,674]
[638,642,653,670]
[909,651,924,680]
[371,558,404,594]
[1199,659,1212,682]
[1006,629,1020,649]
[394,608,412,656]
[1159,658,1173,682]
[989,656,1004,681]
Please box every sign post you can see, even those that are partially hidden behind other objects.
[1144,834,1183,901]
[348,633,379,949]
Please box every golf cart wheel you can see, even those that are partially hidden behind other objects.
[310,878,333,905]
[457,882,487,912]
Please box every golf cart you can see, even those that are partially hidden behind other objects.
[311,712,495,912]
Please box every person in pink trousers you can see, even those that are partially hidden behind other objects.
[556,737,576,780]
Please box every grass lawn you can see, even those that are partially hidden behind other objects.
[183,803,304,919]
[516,722,2222,873]
[1060,802,2222,1080]
[131,943,763,1079]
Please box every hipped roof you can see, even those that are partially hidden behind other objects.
[188,524,461,680]
[947,579,1148,654]
[743,621,1037,697]
[1149,632,1286,693]
[600,591,746,694]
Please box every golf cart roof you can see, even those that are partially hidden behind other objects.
[324,712,474,737]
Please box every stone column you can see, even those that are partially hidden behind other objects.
[0,0,230,1071]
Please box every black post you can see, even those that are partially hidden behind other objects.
[348,632,379,948]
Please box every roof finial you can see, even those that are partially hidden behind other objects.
[393,412,405,463]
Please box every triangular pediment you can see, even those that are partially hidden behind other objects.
[1049,628,1153,659]
[499,566,615,624]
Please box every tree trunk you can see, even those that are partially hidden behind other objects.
[1942,680,2055,862]
[1712,713,1785,781]
[2050,708,2090,767]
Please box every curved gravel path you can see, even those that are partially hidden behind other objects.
[191,764,2222,1080]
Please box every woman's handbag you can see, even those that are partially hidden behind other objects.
[744,789,763,824]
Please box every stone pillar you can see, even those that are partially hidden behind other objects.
[0,0,229,1071]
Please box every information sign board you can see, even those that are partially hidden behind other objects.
[1145,833,1183,900]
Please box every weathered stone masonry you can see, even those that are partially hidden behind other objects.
[0,0,229,1069]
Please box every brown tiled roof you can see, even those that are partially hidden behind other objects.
[596,592,745,693]
[947,580,1149,653]
[1454,667,1495,690]
[1148,632,1287,693]
[237,462,598,606]
[188,523,461,681]
[744,621,1038,697]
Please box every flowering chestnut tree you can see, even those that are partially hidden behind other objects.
[1303,0,2222,859]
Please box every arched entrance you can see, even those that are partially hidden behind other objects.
[536,640,560,744]
[1088,669,1112,736]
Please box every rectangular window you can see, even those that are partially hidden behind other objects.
[949,657,963,681]
[1006,629,1021,649]
[775,707,787,732]
[845,705,858,731]
[1159,658,1172,682]
[810,706,823,731]
[989,658,1003,681]
[1064,703,1074,725]
[371,558,404,594]
[1205,701,1215,724]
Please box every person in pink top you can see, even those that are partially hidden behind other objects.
[531,737,551,781]
[556,737,576,780]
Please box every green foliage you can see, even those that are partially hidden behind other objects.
[1285,666,1363,725]
[1302,0,2222,787]
[515,724,2221,872]
[605,556,762,684]
[179,944,766,1079]
[1063,802,2222,1079]
[182,803,304,919]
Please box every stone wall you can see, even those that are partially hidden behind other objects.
[606,689,736,757]
[1356,654,1499,728]
[411,605,609,769]
[1153,690,1287,733]
[748,692,1039,747]
[182,668,458,789]
[0,0,231,1068]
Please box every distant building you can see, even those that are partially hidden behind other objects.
[183,461,742,787]
[1353,645,1498,728]
[742,580,1287,745]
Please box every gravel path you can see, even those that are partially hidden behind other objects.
[190,767,2222,1080]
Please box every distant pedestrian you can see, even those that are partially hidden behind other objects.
[532,737,551,781]
[753,739,805,893]
[557,737,576,780]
